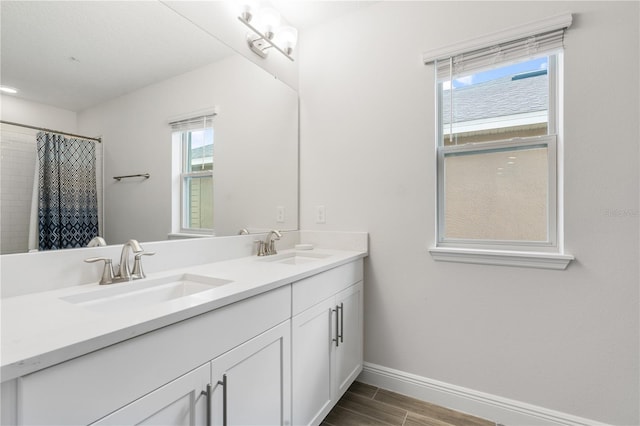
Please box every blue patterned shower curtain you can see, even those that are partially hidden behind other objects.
[37,132,99,250]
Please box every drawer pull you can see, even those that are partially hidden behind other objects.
[332,307,339,347]
[218,374,228,426]
[338,302,344,343]
[201,384,212,426]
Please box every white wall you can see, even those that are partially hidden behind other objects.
[0,96,77,131]
[298,2,639,424]
[78,54,297,246]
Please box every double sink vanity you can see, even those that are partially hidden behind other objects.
[1,233,367,425]
[1,1,361,423]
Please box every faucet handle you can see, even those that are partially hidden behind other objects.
[132,251,155,280]
[268,240,278,255]
[85,257,115,285]
[254,240,267,256]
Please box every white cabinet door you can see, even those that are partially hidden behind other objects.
[291,298,336,426]
[334,281,364,399]
[292,280,364,426]
[92,363,210,425]
[210,321,291,426]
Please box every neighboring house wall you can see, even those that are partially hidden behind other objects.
[188,177,214,230]
[299,1,639,424]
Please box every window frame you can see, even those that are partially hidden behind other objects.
[435,54,561,254]
[178,127,214,235]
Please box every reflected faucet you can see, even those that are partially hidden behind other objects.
[87,236,107,247]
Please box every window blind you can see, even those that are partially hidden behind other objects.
[435,28,566,80]
[169,114,215,132]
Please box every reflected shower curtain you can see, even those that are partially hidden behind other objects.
[36,132,99,250]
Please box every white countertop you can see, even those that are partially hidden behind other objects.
[1,248,366,382]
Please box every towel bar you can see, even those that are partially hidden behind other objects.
[113,173,150,181]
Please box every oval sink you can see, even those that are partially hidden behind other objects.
[259,251,331,265]
[61,274,232,313]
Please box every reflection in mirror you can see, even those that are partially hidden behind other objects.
[0,1,298,254]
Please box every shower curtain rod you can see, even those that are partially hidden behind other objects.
[0,120,102,143]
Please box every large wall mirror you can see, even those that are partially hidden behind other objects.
[0,1,298,254]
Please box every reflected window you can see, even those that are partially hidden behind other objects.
[171,115,214,233]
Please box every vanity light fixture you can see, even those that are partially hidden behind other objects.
[238,3,297,61]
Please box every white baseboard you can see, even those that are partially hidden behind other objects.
[357,362,610,426]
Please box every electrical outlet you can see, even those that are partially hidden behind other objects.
[316,205,326,224]
[276,206,285,223]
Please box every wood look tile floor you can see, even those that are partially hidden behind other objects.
[322,382,495,426]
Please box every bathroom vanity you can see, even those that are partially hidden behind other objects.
[1,244,366,426]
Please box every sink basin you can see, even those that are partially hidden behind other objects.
[61,274,232,313]
[259,251,331,265]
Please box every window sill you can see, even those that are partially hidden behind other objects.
[428,247,574,270]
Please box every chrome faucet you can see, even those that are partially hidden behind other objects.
[85,239,155,285]
[117,239,143,281]
[256,230,281,256]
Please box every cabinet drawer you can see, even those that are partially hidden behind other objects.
[18,285,291,426]
[292,259,363,315]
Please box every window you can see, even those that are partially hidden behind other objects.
[171,115,214,233]
[438,56,558,249]
[426,19,574,268]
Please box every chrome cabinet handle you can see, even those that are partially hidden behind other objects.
[338,302,344,343]
[218,374,228,426]
[201,384,212,426]
[332,307,339,347]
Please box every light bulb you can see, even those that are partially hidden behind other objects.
[257,7,281,39]
[276,26,298,55]
[239,1,259,23]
